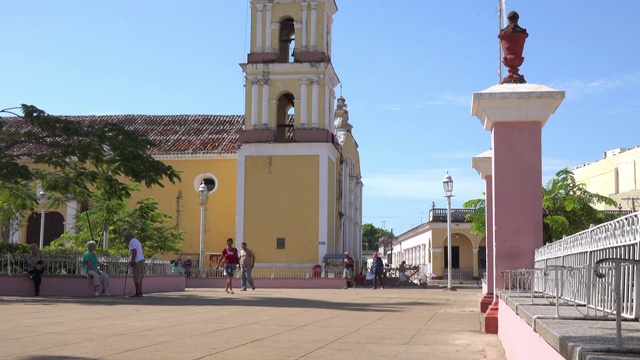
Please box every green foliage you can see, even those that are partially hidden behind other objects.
[0,104,183,250]
[0,242,30,254]
[462,197,486,236]
[461,168,621,245]
[0,104,180,202]
[362,223,392,250]
[0,182,36,242]
[542,168,618,243]
[53,197,183,257]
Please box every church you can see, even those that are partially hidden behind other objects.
[10,0,363,267]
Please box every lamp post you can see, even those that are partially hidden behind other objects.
[38,191,47,249]
[198,181,209,277]
[442,172,454,290]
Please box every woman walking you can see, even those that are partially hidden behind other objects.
[216,238,239,294]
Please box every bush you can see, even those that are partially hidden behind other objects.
[0,242,29,254]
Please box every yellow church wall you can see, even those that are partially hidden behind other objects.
[125,157,238,258]
[243,155,320,263]
[19,156,240,258]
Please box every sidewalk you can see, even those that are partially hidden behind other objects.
[0,285,506,360]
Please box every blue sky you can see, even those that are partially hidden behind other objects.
[2,1,639,235]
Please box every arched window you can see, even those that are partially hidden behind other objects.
[278,17,295,63]
[276,93,295,142]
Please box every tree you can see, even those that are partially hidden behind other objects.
[52,196,183,257]
[0,182,34,242]
[0,104,180,202]
[362,223,392,251]
[463,196,486,236]
[542,168,617,244]
[462,168,620,245]
[0,104,182,246]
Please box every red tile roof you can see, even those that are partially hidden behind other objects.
[2,114,245,155]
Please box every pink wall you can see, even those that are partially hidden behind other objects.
[492,122,543,289]
[0,275,185,297]
[498,298,564,360]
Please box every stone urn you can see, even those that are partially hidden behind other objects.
[498,11,528,84]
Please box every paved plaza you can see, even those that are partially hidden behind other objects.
[0,286,506,360]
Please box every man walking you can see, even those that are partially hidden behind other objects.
[372,252,384,290]
[239,242,256,291]
[125,230,145,297]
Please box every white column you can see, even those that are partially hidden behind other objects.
[293,99,301,127]
[300,78,308,128]
[311,78,319,128]
[329,88,335,131]
[265,4,273,51]
[9,220,21,243]
[65,200,77,233]
[310,2,317,51]
[327,17,333,56]
[255,3,263,52]
[324,84,330,130]
[261,78,270,128]
[323,10,328,53]
[301,2,308,50]
[251,77,259,128]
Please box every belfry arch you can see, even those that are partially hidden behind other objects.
[278,17,295,63]
[275,92,295,142]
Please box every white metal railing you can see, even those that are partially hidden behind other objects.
[533,212,640,319]
[163,264,346,279]
[442,267,474,280]
[0,254,170,276]
[2,255,389,281]
[501,262,638,353]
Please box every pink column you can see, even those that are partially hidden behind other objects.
[472,150,494,313]
[492,121,542,287]
[472,84,564,289]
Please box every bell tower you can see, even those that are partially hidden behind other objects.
[237,0,342,265]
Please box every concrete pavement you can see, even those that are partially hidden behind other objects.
[0,285,506,360]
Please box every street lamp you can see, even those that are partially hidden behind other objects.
[198,181,209,277]
[38,191,47,249]
[442,172,454,290]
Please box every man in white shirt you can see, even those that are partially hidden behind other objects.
[124,230,145,297]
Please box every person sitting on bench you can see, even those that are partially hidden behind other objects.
[83,240,111,296]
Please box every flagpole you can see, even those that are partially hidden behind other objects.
[498,0,504,84]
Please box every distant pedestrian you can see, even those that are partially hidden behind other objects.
[343,252,355,289]
[83,240,111,296]
[239,242,256,291]
[183,257,193,277]
[372,252,384,290]
[26,243,45,296]
[397,261,407,287]
[216,238,239,294]
[124,230,145,297]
